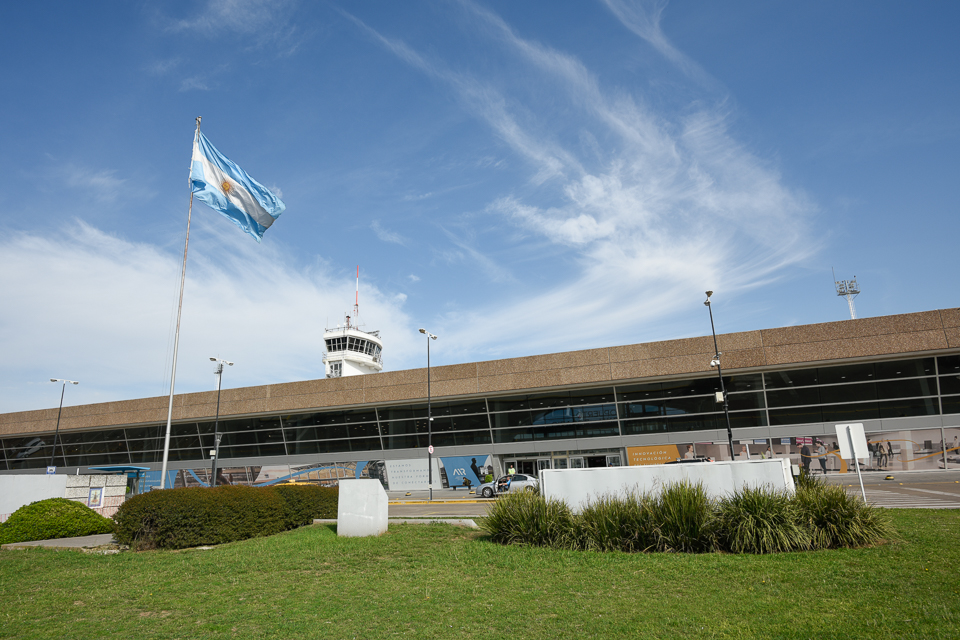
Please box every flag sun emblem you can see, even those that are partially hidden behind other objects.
[221,180,232,194]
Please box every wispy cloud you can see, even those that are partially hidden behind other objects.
[599,0,711,83]
[351,1,814,359]
[179,76,212,92]
[54,163,146,204]
[167,0,303,53]
[370,220,408,245]
[0,220,416,413]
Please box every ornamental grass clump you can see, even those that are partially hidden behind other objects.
[579,491,658,553]
[716,485,810,554]
[0,498,114,545]
[649,480,718,553]
[794,478,891,549]
[480,489,580,549]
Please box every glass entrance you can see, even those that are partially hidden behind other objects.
[537,458,552,475]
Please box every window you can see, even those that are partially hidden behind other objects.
[329,362,342,378]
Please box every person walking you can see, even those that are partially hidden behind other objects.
[800,442,812,474]
[817,442,828,474]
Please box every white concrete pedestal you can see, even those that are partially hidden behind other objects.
[337,479,388,537]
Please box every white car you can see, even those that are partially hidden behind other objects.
[476,474,539,498]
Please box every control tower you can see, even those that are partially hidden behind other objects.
[322,268,383,378]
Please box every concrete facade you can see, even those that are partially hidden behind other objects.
[2,308,958,438]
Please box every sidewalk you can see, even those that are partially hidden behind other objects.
[2,533,117,551]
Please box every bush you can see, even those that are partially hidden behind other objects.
[274,483,339,527]
[0,498,113,545]
[650,481,718,553]
[113,484,338,550]
[794,479,891,549]
[480,490,580,549]
[716,486,810,554]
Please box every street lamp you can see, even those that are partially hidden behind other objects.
[209,357,233,487]
[49,378,79,469]
[418,328,438,500]
[703,292,735,460]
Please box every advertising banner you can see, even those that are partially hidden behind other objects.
[439,455,492,487]
[626,445,682,466]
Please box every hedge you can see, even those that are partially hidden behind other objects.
[113,484,338,550]
[0,498,114,545]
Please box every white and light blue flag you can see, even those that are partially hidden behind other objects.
[190,131,285,242]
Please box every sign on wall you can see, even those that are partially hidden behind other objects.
[626,445,682,466]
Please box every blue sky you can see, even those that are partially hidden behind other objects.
[1,1,957,414]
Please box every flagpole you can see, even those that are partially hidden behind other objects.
[160,116,201,489]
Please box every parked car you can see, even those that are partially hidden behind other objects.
[476,474,539,498]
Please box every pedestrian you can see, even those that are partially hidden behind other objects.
[800,442,812,474]
[817,441,828,474]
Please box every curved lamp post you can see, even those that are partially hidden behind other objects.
[209,357,233,487]
[704,292,735,460]
[418,328,438,500]
[49,378,79,469]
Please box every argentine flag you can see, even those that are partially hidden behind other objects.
[190,131,285,242]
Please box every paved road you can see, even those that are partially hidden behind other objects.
[824,470,960,509]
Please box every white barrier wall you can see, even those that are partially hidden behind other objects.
[0,475,68,522]
[337,479,388,537]
[540,459,795,513]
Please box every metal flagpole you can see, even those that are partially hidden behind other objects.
[160,116,201,489]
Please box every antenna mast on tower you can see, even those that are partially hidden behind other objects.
[833,268,860,320]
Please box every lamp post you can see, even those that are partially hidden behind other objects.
[209,357,233,487]
[418,328,438,500]
[49,378,79,470]
[704,292,735,460]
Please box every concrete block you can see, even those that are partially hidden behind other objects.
[540,459,795,513]
[66,476,91,490]
[0,475,67,516]
[337,479,388,537]
[64,487,90,499]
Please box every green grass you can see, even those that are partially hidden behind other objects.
[1,510,958,639]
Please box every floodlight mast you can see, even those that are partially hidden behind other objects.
[832,268,860,320]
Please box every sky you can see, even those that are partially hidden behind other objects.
[1,0,957,415]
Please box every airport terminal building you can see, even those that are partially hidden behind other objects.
[1,308,959,490]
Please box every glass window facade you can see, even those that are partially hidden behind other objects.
[3,354,957,470]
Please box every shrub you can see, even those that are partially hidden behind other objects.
[716,486,810,554]
[113,484,338,550]
[274,483,339,527]
[579,491,658,553]
[480,490,580,549]
[0,498,113,545]
[650,481,718,553]
[794,479,891,549]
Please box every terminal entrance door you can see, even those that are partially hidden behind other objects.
[504,459,552,477]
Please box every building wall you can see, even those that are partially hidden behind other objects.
[2,308,959,438]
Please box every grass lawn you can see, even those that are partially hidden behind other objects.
[1,510,957,639]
